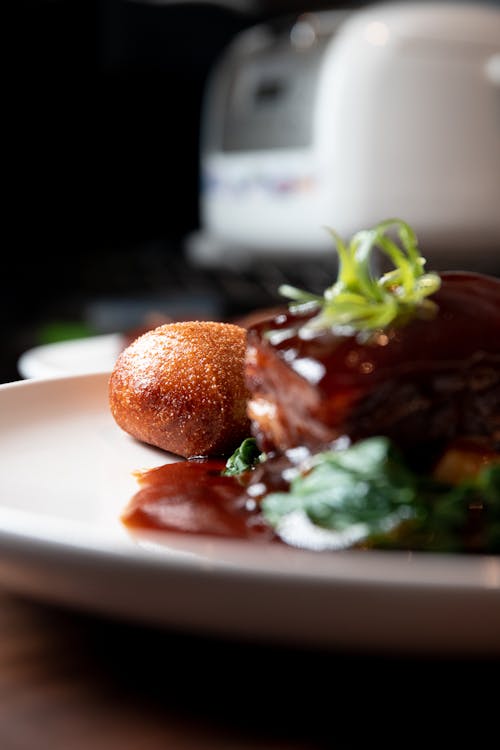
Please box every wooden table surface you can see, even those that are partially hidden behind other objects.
[0,583,498,749]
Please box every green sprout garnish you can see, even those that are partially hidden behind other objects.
[279,219,442,335]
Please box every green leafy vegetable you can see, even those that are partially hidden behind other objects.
[279,218,441,334]
[260,439,500,552]
[223,437,263,476]
[407,463,500,553]
[262,438,421,549]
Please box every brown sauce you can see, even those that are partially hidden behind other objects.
[121,441,499,553]
[122,458,277,542]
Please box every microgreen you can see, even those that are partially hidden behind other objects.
[279,219,442,334]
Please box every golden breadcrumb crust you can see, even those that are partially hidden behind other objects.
[109,321,250,458]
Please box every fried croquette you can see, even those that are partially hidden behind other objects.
[109,321,250,458]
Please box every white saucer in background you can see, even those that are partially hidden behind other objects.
[17,333,125,379]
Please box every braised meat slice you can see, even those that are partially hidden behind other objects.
[244,272,500,469]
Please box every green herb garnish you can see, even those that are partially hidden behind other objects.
[261,439,500,553]
[279,218,441,334]
[262,437,421,549]
[223,436,500,553]
[223,437,263,476]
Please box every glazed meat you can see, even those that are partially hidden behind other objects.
[245,272,500,468]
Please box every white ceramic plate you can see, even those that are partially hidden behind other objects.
[0,373,499,656]
[17,333,124,379]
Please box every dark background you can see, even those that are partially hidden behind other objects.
[4,0,500,384]
[5,0,367,384]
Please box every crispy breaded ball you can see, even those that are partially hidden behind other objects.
[109,321,250,458]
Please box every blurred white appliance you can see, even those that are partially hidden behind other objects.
[188,1,500,270]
